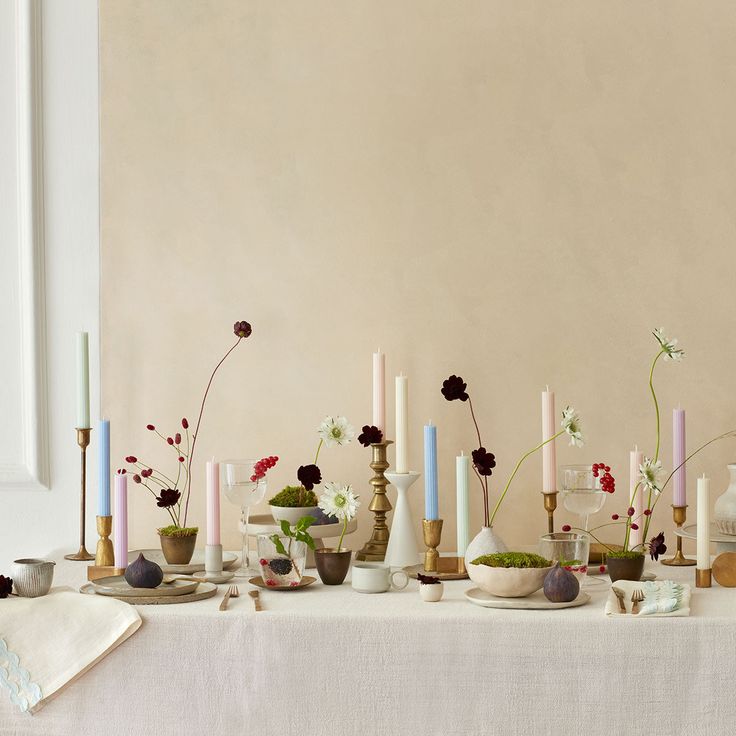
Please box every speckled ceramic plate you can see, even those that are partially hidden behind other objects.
[464,587,591,610]
[249,575,317,591]
[80,581,217,605]
[128,549,238,574]
[90,575,199,597]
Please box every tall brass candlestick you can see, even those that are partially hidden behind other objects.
[65,428,94,561]
[661,505,696,566]
[542,491,558,534]
[356,440,392,562]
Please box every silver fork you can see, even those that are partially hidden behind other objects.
[630,588,644,615]
[219,584,240,611]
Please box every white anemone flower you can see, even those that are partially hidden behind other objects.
[653,328,685,362]
[561,406,584,447]
[639,457,664,495]
[318,416,355,447]
[318,482,360,522]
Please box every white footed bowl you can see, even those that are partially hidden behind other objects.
[269,506,319,525]
[467,563,554,598]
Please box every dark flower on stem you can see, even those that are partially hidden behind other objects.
[181,418,189,429]
[156,488,181,508]
[417,573,440,585]
[471,447,496,476]
[441,375,469,402]
[648,532,667,561]
[125,455,137,463]
[358,425,383,447]
[0,575,13,598]
[133,474,142,484]
[233,321,252,339]
[297,464,322,491]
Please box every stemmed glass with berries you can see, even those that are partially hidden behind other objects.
[222,457,278,576]
[559,463,616,533]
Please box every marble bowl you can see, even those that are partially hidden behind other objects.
[467,563,554,598]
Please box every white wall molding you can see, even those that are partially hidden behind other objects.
[1,0,50,491]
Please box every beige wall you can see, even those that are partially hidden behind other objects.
[100,1,736,556]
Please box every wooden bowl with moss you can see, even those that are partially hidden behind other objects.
[268,486,320,525]
[467,552,554,598]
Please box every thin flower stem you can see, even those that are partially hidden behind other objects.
[183,337,242,527]
[467,398,483,450]
[314,439,323,466]
[649,350,664,462]
[337,517,347,552]
[564,523,628,553]
[471,464,490,528]
[489,430,564,526]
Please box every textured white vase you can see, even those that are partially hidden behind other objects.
[384,471,420,568]
[464,526,507,568]
[714,464,736,535]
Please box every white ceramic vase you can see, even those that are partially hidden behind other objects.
[384,471,420,568]
[419,581,444,602]
[714,464,736,535]
[464,526,507,568]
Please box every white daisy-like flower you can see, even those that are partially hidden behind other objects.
[639,457,664,495]
[561,406,584,447]
[318,482,360,522]
[653,328,685,362]
[318,416,355,447]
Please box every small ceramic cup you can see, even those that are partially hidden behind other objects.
[11,559,55,598]
[351,563,409,593]
[419,581,444,602]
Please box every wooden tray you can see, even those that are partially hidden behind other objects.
[80,581,218,605]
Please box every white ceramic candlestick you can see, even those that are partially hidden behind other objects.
[384,471,420,568]
[198,543,234,583]
[696,474,711,587]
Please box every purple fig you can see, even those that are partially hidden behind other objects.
[543,563,580,603]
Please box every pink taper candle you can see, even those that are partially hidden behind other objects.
[206,459,221,546]
[542,387,557,492]
[372,349,386,434]
[629,447,644,549]
[673,408,687,507]
[113,470,128,569]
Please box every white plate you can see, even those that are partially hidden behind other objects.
[128,549,238,574]
[464,587,591,610]
[91,575,199,597]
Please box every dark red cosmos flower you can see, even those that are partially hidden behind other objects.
[417,573,440,585]
[472,447,496,476]
[358,425,383,447]
[648,532,667,561]
[441,375,469,402]
[0,575,13,599]
[234,321,252,339]
[297,464,322,491]
[156,488,181,508]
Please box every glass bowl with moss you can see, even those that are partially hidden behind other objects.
[268,485,320,525]
[467,552,554,598]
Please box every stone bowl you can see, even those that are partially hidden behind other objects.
[467,563,554,598]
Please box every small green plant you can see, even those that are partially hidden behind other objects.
[471,552,552,568]
[269,486,318,508]
[268,517,316,581]
[158,524,198,538]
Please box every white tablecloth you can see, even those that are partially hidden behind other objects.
[1,558,733,736]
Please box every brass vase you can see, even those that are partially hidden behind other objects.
[158,531,197,565]
[607,554,645,583]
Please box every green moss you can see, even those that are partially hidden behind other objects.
[268,485,318,508]
[606,550,645,560]
[157,525,198,538]
[471,552,552,568]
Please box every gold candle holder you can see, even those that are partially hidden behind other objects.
[422,519,443,572]
[94,515,114,566]
[696,568,712,588]
[356,440,393,562]
[65,428,95,561]
[661,505,696,566]
[542,491,558,534]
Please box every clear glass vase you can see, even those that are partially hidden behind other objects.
[256,534,307,587]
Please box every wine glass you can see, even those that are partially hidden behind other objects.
[222,460,268,577]
[559,464,607,532]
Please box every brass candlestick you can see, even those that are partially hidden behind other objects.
[94,515,114,566]
[542,491,558,534]
[661,505,696,566]
[356,441,393,562]
[696,568,712,588]
[422,519,443,572]
[65,428,94,561]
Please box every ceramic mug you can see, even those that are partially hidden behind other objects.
[11,559,55,598]
[351,563,409,593]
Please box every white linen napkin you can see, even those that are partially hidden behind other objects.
[0,590,141,713]
[604,579,691,617]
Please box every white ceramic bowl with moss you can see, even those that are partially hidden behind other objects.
[467,552,554,598]
[269,505,320,525]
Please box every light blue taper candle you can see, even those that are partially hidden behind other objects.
[99,418,111,516]
[424,422,439,520]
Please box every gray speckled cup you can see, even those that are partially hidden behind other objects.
[10,559,55,597]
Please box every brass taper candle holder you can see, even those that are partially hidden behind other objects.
[356,440,393,562]
[65,428,94,561]
[94,515,114,566]
[661,505,696,566]
[422,519,443,572]
[542,491,558,534]
[696,568,712,588]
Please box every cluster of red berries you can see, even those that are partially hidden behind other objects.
[592,462,615,493]
[250,455,279,482]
